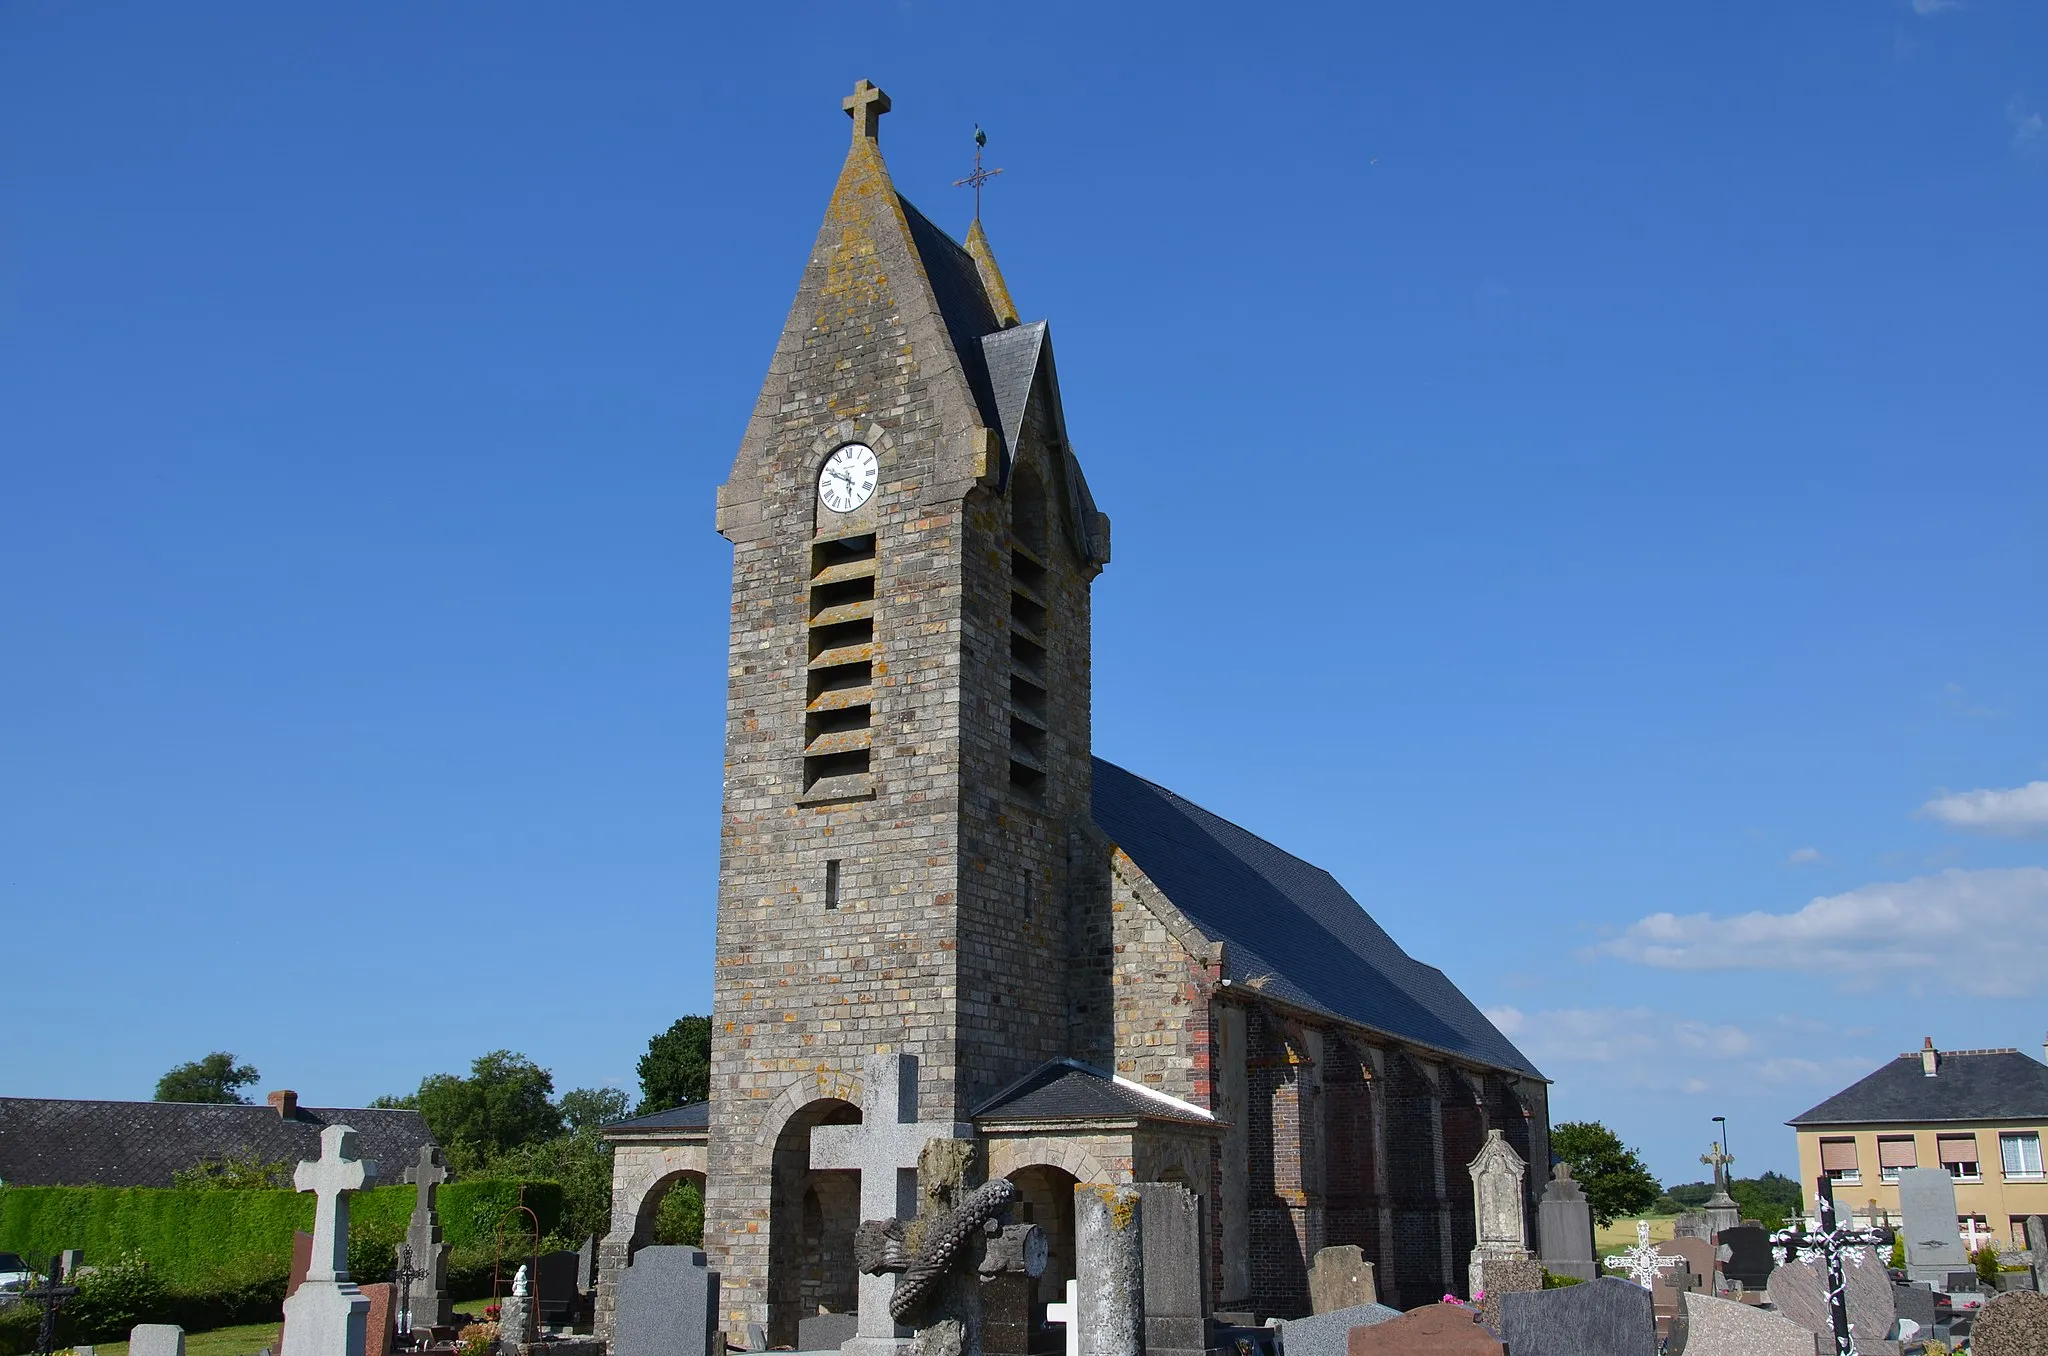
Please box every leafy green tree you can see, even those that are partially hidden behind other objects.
[367,1091,418,1110]
[1662,1181,1714,1208]
[559,1087,631,1132]
[638,1017,711,1115]
[153,1052,259,1104]
[1550,1121,1660,1227]
[404,1051,563,1170]
[490,1123,616,1243]
[653,1179,704,1246]
[1730,1171,1802,1228]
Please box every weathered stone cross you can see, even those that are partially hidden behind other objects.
[1700,1140,1735,1191]
[811,1052,970,1352]
[843,80,891,143]
[298,1124,378,1283]
[404,1144,447,1218]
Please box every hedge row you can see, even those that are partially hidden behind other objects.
[0,1180,563,1292]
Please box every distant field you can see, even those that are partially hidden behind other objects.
[1593,1211,1680,1260]
[88,1319,276,1356]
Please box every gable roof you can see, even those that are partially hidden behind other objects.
[602,1101,710,1137]
[898,194,1003,436]
[1091,758,1542,1079]
[1787,1050,2048,1126]
[0,1098,435,1188]
[973,1059,1217,1127]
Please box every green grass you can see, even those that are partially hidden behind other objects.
[84,1319,279,1356]
[1592,1211,1681,1258]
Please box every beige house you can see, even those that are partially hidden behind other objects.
[1788,1038,2048,1246]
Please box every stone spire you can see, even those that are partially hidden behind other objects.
[964,218,1019,328]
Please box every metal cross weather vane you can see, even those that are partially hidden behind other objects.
[1771,1177,1886,1356]
[1603,1221,1684,1289]
[952,124,1004,219]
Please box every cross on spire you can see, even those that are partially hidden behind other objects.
[844,80,891,143]
[295,1124,377,1283]
[952,124,1004,220]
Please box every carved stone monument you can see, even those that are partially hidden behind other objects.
[1898,1167,1972,1288]
[1465,1129,1530,1298]
[280,1125,379,1356]
[1536,1162,1596,1282]
[401,1145,452,1330]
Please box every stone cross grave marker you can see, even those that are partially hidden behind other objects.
[401,1145,450,1330]
[1042,1279,1079,1356]
[811,1052,970,1356]
[1604,1222,1684,1289]
[281,1124,378,1356]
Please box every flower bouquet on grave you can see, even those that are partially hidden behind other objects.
[458,1321,500,1356]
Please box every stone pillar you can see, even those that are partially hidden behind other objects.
[1074,1186,1143,1356]
[595,1231,633,1345]
[1364,1048,1398,1308]
[1298,1028,1328,1265]
[1418,1061,1453,1295]
[1216,1005,1251,1307]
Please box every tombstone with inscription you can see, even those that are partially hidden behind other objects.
[535,1251,587,1330]
[1498,1277,1656,1356]
[280,1126,379,1356]
[612,1248,718,1356]
[1132,1182,1205,1356]
[1898,1167,1972,1287]
[1535,1163,1596,1282]
[1766,1254,1897,1356]
[1464,1130,1530,1300]
[1672,1213,1713,1241]
[1305,1246,1376,1315]
[1652,1237,1718,1306]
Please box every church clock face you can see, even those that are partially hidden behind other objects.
[818,443,878,514]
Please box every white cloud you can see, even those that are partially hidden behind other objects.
[1595,867,2048,995]
[1920,780,2048,834]
[1483,1004,1755,1066]
[1787,846,1823,865]
[2012,96,2046,151]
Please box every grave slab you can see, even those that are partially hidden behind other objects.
[128,1325,185,1356]
[797,1313,856,1352]
[1132,1182,1205,1356]
[1764,1251,1896,1356]
[1344,1303,1500,1356]
[612,1247,719,1356]
[1675,1291,1817,1356]
[1971,1289,2048,1356]
[1497,1275,1656,1356]
[1276,1301,1398,1356]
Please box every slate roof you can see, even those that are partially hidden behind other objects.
[974,1059,1217,1126]
[1091,759,1543,1079]
[603,1101,710,1135]
[0,1098,435,1188]
[898,195,1002,436]
[1787,1050,2048,1126]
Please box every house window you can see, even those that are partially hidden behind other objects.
[2000,1132,2044,1181]
[1938,1134,1981,1182]
[2013,1216,2037,1247]
[1820,1137,1861,1185]
[1878,1136,1918,1183]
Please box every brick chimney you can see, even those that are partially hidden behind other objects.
[1921,1037,1938,1077]
[268,1089,299,1118]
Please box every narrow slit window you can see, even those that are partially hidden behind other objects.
[825,859,841,911]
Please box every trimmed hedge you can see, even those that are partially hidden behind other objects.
[0,1180,563,1292]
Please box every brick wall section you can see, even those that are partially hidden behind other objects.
[1106,853,1217,1105]
[1439,1067,1486,1285]
[1383,1051,1449,1306]
[1321,1035,1386,1283]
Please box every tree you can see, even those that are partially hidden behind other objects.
[559,1087,631,1133]
[404,1051,563,1171]
[1549,1120,1660,1227]
[154,1052,259,1104]
[1661,1181,1714,1208]
[638,1017,711,1115]
[1730,1171,1803,1229]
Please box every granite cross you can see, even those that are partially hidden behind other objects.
[843,80,891,142]
[1701,1140,1735,1192]
[1771,1177,1884,1356]
[1605,1222,1685,1289]
[812,1052,970,1352]
[298,1124,378,1283]
[404,1144,447,1217]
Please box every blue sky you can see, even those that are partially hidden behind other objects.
[3,2,2043,1189]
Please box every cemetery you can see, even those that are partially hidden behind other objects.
[6,63,2048,1356]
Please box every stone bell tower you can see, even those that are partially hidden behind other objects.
[703,81,1111,1340]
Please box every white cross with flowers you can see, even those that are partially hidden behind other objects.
[1604,1221,1684,1289]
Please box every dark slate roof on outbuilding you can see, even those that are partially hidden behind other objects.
[0,1098,435,1188]
[1091,759,1543,1079]
[973,1059,1217,1126]
[1787,1050,2048,1126]
[602,1102,710,1135]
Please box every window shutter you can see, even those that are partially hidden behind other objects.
[1878,1138,1918,1169]
[1938,1136,1978,1165]
[1820,1139,1859,1171]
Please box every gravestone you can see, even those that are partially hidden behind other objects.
[357,1285,395,1356]
[812,1053,969,1356]
[1275,1301,1399,1356]
[1672,1213,1713,1241]
[1305,1246,1376,1314]
[1673,1291,1819,1356]
[1535,1163,1596,1282]
[1971,1289,2048,1356]
[401,1146,452,1330]
[1652,1237,1718,1307]
[1042,1279,1078,1356]
[2027,1215,2048,1293]
[1715,1224,1775,1292]
[797,1313,857,1351]
[280,1125,379,1356]
[1074,1186,1143,1356]
[1889,1279,1937,1336]
[1345,1303,1501,1356]
[535,1251,586,1329]
[1897,1167,1971,1286]
[1498,1276,1656,1356]
[1132,1182,1205,1356]
[576,1238,597,1299]
[1465,1130,1530,1300]
[129,1325,186,1356]
[1765,1253,1897,1356]
[612,1247,718,1356]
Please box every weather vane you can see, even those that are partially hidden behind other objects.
[952,124,1004,219]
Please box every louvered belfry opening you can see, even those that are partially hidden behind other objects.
[805,532,877,790]
[1008,466,1050,799]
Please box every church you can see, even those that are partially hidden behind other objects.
[597,81,1548,1346]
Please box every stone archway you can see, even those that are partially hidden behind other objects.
[766,1097,861,1347]
[633,1169,708,1251]
[1006,1163,1080,1330]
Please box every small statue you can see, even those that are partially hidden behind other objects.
[511,1264,528,1298]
